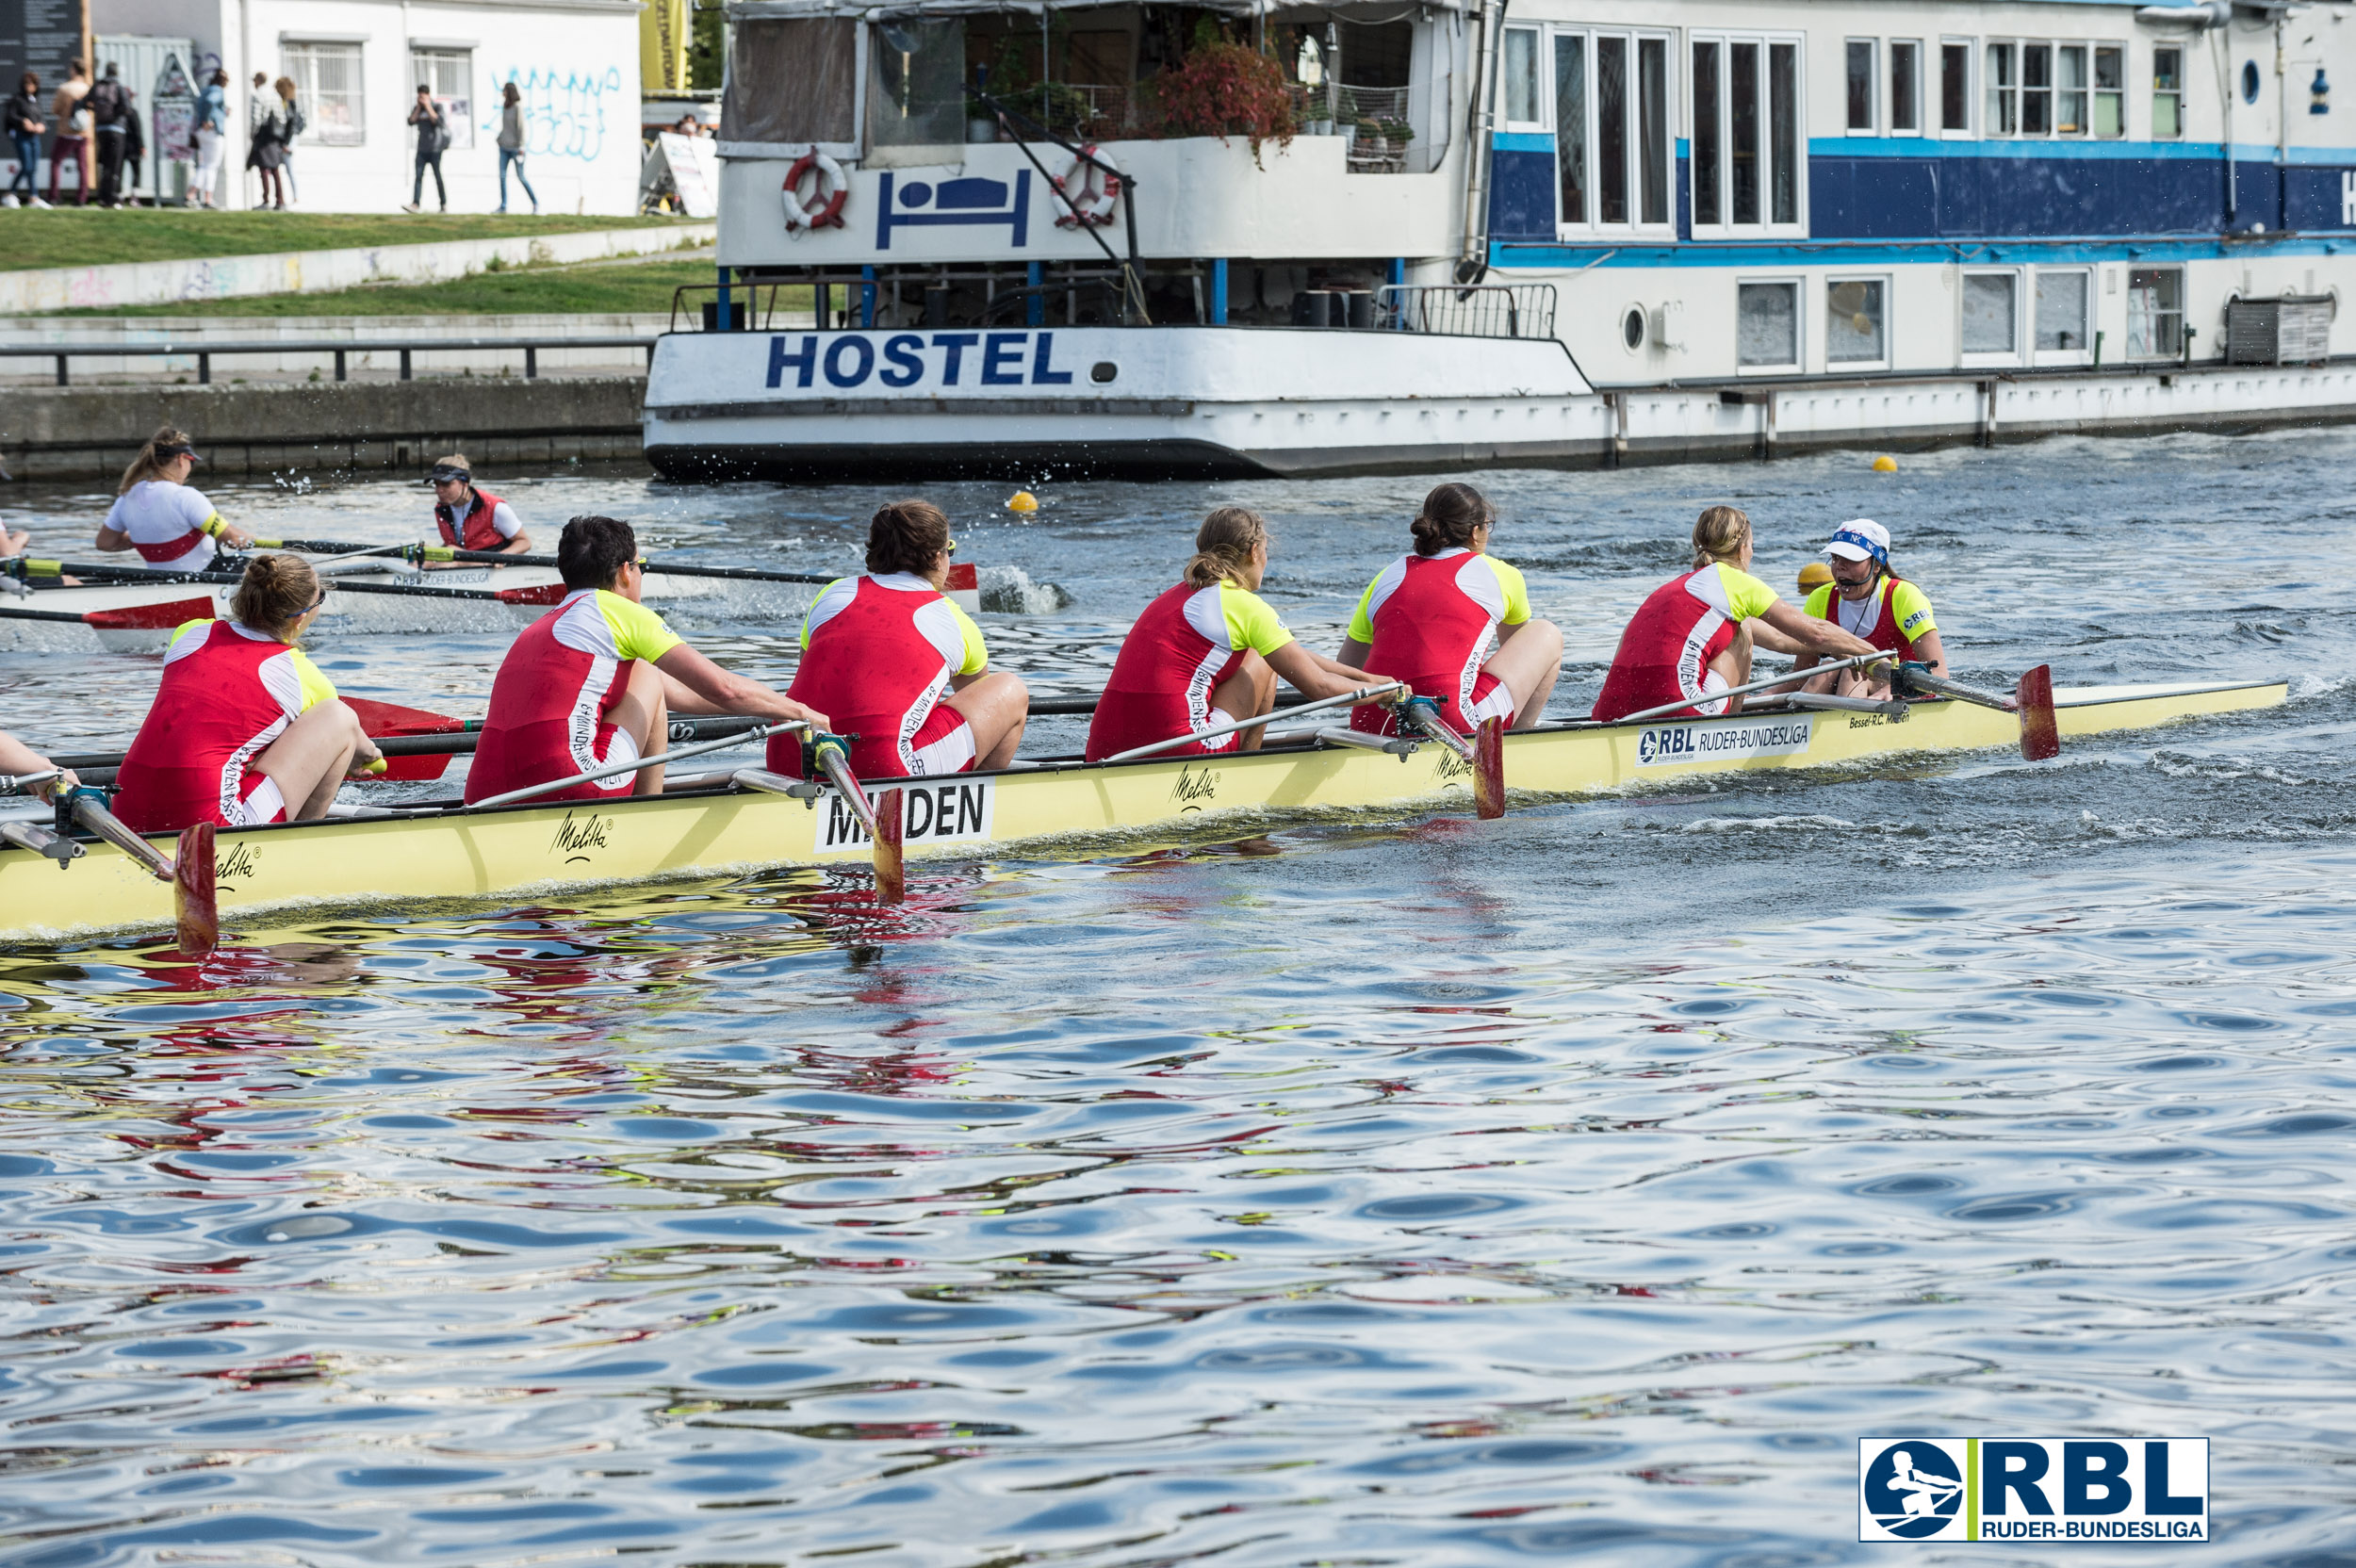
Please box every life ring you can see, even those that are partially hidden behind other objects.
[1052,144,1121,228]
[781,152,848,234]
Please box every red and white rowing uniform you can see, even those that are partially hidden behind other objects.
[1590,561,1780,722]
[769,572,989,778]
[1085,580,1294,760]
[465,588,683,805]
[1801,574,1937,661]
[434,488,524,553]
[1345,548,1530,737]
[112,618,337,832]
[103,480,226,569]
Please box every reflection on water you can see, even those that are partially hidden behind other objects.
[4,431,2356,1563]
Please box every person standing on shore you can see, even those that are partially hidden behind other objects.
[4,74,44,206]
[191,70,227,207]
[47,60,89,206]
[88,62,129,206]
[496,82,537,214]
[244,72,285,209]
[272,76,303,206]
[403,85,447,213]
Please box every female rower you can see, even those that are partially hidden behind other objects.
[1342,482,1563,739]
[112,554,381,833]
[1590,505,1877,723]
[1086,507,1382,761]
[769,499,1027,779]
[1795,518,1948,698]
[95,427,254,571]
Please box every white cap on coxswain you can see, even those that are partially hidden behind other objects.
[1824,518,1890,564]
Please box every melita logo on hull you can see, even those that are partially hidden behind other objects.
[1857,1437,2209,1543]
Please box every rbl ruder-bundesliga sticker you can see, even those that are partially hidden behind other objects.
[1857,1438,2209,1542]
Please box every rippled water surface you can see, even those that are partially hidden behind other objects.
[2,433,2353,1565]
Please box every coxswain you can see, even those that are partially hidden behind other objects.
[94,427,254,570]
[1795,519,1947,697]
[466,515,824,804]
[427,453,531,559]
[1085,507,1383,761]
[1342,482,1563,739]
[0,731,74,797]
[1591,505,1879,722]
[111,554,382,833]
[769,499,1027,779]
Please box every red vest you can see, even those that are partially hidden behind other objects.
[1591,568,1744,723]
[114,621,302,832]
[435,488,509,552]
[132,530,208,565]
[1821,574,1923,661]
[1347,552,1505,736]
[1085,582,1248,761]
[464,596,635,805]
[771,576,964,779]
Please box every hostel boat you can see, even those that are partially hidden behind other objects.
[0,676,2285,941]
[648,0,2356,479]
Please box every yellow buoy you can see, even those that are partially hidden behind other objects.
[1006,490,1039,513]
[1872,454,1898,473]
[1798,562,1835,595]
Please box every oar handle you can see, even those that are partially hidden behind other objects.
[1893,663,2017,710]
[464,721,807,810]
[0,768,61,797]
[414,544,836,586]
[1101,680,1405,764]
[1602,652,1887,728]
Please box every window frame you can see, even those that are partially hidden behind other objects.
[1890,40,1922,134]
[1500,24,1546,131]
[1939,38,1974,139]
[2126,264,2186,358]
[1688,29,1808,239]
[2093,43,2126,138]
[282,40,366,147]
[2151,43,2184,140]
[1825,273,1891,370]
[1845,37,1878,135]
[1736,276,1805,375]
[1548,24,1676,240]
[1959,266,2024,365]
[1986,41,2017,137]
[2054,42,2087,137]
[2031,265,2095,365]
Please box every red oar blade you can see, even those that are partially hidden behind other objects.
[496,582,569,607]
[2016,664,2060,761]
[173,822,219,958]
[1473,715,1507,820]
[346,696,468,781]
[85,596,215,631]
[873,787,906,904]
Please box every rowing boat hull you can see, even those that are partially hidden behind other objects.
[0,679,2286,941]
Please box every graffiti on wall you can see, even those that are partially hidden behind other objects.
[493,66,625,162]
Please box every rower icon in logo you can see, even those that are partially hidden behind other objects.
[1862,1443,1964,1538]
[1637,728,1662,765]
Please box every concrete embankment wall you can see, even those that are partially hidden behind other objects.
[0,378,646,481]
[0,314,669,380]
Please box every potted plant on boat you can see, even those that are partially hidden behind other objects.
[1147,33,1297,162]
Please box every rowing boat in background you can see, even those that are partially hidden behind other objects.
[0,677,2286,942]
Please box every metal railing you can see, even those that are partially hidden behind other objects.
[1377,284,1557,341]
[0,335,656,387]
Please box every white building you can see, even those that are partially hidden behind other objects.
[91,0,643,214]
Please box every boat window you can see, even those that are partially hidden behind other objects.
[1768,43,1797,223]
[1961,271,2019,356]
[2021,43,2052,135]
[1690,32,1804,237]
[1554,35,1587,224]
[2127,267,2185,357]
[1729,41,1759,223]
[2152,46,2183,139]
[1737,282,1799,369]
[1638,37,1667,225]
[1502,28,1542,126]
[1940,40,1972,135]
[2034,269,2091,355]
[1986,42,2017,136]
[1846,40,1876,132]
[2094,45,2124,137]
[1826,278,1887,365]
[1890,41,1921,133]
[867,18,965,149]
[727,18,859,147]
[1597,36,1628,223]
[2056,45,2087,135]
[1692,41,1721,225]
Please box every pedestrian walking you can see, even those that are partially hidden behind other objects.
[89,62,129,206]
[403,84,447,212]
[272,76,303,205]
[191,69,228,207]
[244,72,284,208]
[121,82,143,199]
[496,82,537,214]
[47,60,89,205]
[3,74,44,206]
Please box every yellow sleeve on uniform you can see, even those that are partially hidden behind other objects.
[1802,584,1835,619]
[288,649,338,711]
[944,597,990,676]
[1346,574,1382,644]
[1491,558,1532,627]
[166,618,212,651]
[1717,564,1780,622]
[1220,583,1296,658]
[1890,580,1937,639]
[597,589,685,663]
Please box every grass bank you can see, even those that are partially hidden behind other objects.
[0,210,695,271]
[48,255,772,318]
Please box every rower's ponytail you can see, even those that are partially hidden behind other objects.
[119,426,196,496]
[1184,506,1268,588]
[1692,505,1752,570]
[230,552,320,641]
[1410,482,1495,557]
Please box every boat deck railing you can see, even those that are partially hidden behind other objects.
[1377,284,1558,341]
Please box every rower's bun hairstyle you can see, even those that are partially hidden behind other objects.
[558,514,638,589]
[1184,506,1268,588]
[866,499,952,577]
[119,426,196,496]
[1410,482,1496,557]
[1692,505,1752,570]
[231,553,320,639]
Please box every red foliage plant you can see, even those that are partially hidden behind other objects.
[1150,40,1298,163]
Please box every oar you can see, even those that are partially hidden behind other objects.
[52,786,216,956]
[8,559,566,606]
[409,545,837,586]
[0,818,81,864]
[1392,697,1506,820]
[810,735,904,903]
[43,713,771,782]
[1101,682,1406,764]
[466,722,808,810]
[1596,652,1890,728]
[1894,662,2061,760]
